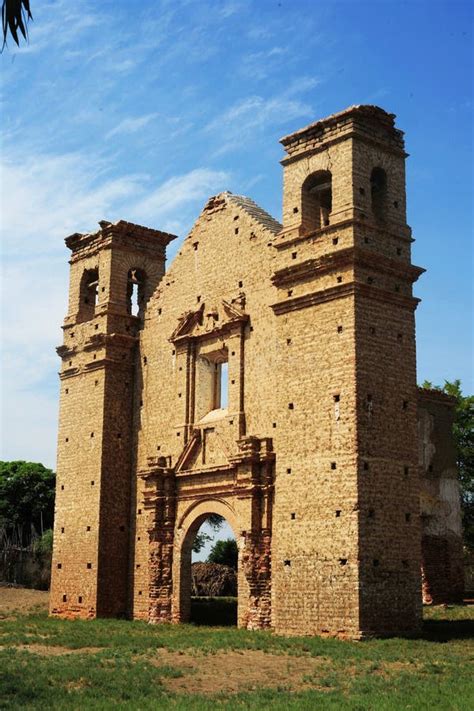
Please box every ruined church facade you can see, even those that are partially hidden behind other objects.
[50,106,464,638]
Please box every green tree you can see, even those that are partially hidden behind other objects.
[421,380,474,547]
[208,538,238,569]
[0,461,55,545]
[192,514,224,554]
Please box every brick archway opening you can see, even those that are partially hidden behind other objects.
[173,501,247,626]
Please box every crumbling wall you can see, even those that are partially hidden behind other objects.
[418,388,464,603]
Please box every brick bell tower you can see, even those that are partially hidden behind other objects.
[50,220,176,618]
[271,106,425,637]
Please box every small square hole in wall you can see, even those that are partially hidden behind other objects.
[91,481,94,486]
[87,526,91,531]
[93,354,96,360]
[288,402,294,410]
[331,462,337,470]
[61,527,65,533]
[197,295,201,303]
[284,560,291,566]
[238,280,243,287]
[178,393,182,398]
[102,286,105,292]
[117,433,122,439]
[57,563,62,569]
[65,438,69,443]
[87,563,92,569]
[157,445,161,451]
[397,247,402,256]
[333,394,340,403]
[402,400,408,410]
[402,560,409,569]
[337,276,342,284]
[363,461,369,471]
[249,326,254,332]
[291,513,296,520]
[368,508,375,518]
[231,379,235,385]
[172,350,175,356]
[287,467,292,474]
[136,564,140,569]
[292,252,297,259]
[405,513,411,522]
[140,399,143,407]
[272,422,277,428]
[373,559,380,567]
[369,326,376,335]
[234,228,239,235]
[229,420,233,425]
[193,242,199,251]
[137,536,141,541]
[286,338,292,345]
[404,466,409,477]
[359,187,365,195]
[90,432,94,438]
[231,351,235,356]
[332,237,339,245]
[69,361,72,366]
[233,214,239,221]
[335,510,341,517]
[65,388,69,394]
[125,325,130,332]
[138,590,142,596]
[158,308,162,315]
[397,333,403,342]
[337,325,343,333]
[70,331,74,338]
[177,432,181,437]
[78,596,83,603]
[95,324,99,330]
[339,558,347,566]
[62,594,67,602]
[120,525,125,532]
[293,206,299,214]
[95,380,98,386]
[138,509,142,515]
[393,201,399,208]
[428,464,434,473]
[287,290,293,297]
[61,485,64,491]
[364,237,369,244]
[395,285,400,293]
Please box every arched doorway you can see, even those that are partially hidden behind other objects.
[172,500,249,626]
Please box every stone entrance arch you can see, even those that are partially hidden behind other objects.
[140,435,274,630]
[172,499,244,624]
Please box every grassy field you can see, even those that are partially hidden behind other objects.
[0,592,473,710]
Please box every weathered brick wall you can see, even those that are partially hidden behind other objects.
[50,222,175,618]
[52,106,463,638]
[418,389,464,603]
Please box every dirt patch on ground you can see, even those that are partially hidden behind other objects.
[0,586,49,616]
[152,648,330,694]
[13,644,103,656]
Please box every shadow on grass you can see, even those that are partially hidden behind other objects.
[190,596,237,626]
[419,618,474,643]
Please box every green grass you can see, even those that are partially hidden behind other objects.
[0,605,473,710]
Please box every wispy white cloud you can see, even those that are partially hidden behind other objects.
[106,113,159,139]
[203,78,319,156]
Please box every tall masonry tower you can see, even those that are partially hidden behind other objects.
[270,106,425,636]
[50,221,176,618]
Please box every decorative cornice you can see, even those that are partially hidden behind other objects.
[271,247,424,288]
[271,281,420,315]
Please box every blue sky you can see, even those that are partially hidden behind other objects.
[1,0,473,484]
